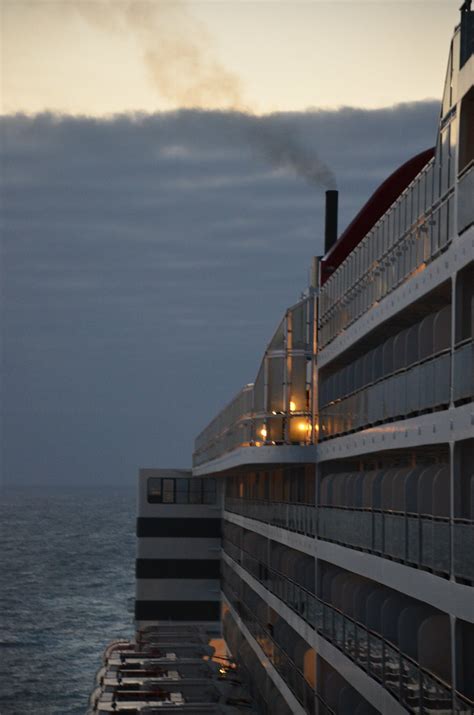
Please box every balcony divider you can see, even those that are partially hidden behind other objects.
[222,546,463,714]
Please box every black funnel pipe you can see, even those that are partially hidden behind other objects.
[324,190,338,255]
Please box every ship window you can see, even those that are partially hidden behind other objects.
[405,189,411,232]
[441,125,450,196]
[189,478,203,503]
[418,173,426,218]
[175,478,191,503]
[162,479,175,503]
[414,177,420,221]
[459,88,474,173]
[203,479,217,504]
[449,119,457,187]
[426,163,433,209]
[433,146,441,203]
[147,477,216,504]
[147,478,163,503]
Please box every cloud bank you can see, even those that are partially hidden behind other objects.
[1,103,440,486]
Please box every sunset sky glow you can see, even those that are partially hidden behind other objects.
[2,0,460,116]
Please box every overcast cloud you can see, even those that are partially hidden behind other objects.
[1,103,440,486]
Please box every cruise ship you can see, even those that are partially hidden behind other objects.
[91,4,473,714]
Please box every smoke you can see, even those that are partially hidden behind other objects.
[250,119,337,190]
[72,0,335,190]
[73,0,245,110]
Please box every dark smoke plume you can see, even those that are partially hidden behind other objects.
[250,120,337,190]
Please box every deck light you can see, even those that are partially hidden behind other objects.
[298,421,308,432]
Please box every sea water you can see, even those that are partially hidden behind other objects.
[0,486,136,715]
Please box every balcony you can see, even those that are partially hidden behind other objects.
[194,296,316,468]
[454,339,474,403]
[320,350,451,440]
[221,560,316,715]
[319,153,457,351]
[319,299,460,440]
[222,543,474,714]
[317,463,474,584]
[458,160,474,234]
[225,496,316,537]
[317,506,473,579]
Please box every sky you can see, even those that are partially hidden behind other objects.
[2,0,459,115]
[0,1,458,487]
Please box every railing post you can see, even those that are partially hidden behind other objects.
[382,639,386,686]
[382,510,385,555]
[398,650,403,704]
[419,513,423,570]
[405,511,409,563]
[418,666,423,714]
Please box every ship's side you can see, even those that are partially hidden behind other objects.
[193,6,474,714]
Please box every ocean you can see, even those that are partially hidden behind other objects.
[0,486,136,715]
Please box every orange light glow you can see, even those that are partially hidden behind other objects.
[297,421,310,432]
[289,400,296,412]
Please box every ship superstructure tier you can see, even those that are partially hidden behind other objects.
[190,6,474,714]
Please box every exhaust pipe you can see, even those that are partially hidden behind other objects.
[324,189,338,255]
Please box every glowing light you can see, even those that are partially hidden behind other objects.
[219,667,226,674]
[260,428,267,438]
[297,421,312,434]
[289,401,296,412]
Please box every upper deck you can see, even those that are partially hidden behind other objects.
[192,11,473,474]
[318,19,474,356]
[193,294,318,472]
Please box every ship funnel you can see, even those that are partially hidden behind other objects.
[324,190,338,255]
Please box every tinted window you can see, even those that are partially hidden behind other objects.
[147,477,216,504]
[147,478,163,502]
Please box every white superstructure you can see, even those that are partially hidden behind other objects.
[192,6,474,713]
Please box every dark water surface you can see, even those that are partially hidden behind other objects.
[0,486,136,715]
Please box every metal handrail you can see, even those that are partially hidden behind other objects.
[194,407,314,465]
[320,347,451,411]
[458,158,474,179]
[222,545,457,712]
[318,504,450,521]
[225,497,316,537]
[222,569,316,714]
[318,172,455,350]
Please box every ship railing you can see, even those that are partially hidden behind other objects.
[318,506,453,577]
[223,544,463,714]
[221,568,317,715]
[225,497,474,583]
[452,517,474,582]
[453,338,474,403]
[224,497,316,537]
[194,409,313,467]
[320,349,452,440]
[455,690,474,715]
[318,151,463,351]
[102,640,134,663]
[458,159,474,235]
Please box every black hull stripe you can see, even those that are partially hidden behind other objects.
[135,600,220,621]
[136,517,221,538]
[136,558,220,579]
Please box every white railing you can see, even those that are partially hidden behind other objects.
[319,157,457,349]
